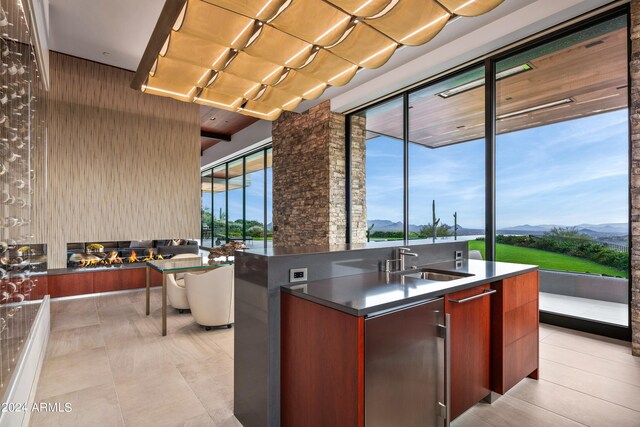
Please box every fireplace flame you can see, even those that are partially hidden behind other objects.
[70,246,166,269]
[127,250,139,263]
[142,248,154,262]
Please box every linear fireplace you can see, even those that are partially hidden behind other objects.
[66,240,198,269]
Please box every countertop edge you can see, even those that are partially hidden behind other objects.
[281,264,539,317]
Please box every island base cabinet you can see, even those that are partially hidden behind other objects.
[491,271,540,394]
[281,293,446,427]
[281,293,365,427]
[444,284,492,420]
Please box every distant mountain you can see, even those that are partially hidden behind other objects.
[367,220,483,235]
[498,223,628,236]
[576,223,628,234]
[367,220,405,232]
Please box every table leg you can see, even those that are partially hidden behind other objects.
[162,272,167,336]
[145,265,150,316]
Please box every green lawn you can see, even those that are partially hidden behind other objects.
[468,241,628,278]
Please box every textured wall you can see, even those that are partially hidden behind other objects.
[42,53,201,268]
[631,0,640,356]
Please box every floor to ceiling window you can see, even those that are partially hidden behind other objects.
[408,66,485,243]
[213,164,227,245]
[200,146,273,249]
[201,170,213,248]
[494,14,629,327]
[354,97,405,241]
[349,9,630,338]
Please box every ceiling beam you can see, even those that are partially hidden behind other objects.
[131,0,186,90]
[201,130,232,141]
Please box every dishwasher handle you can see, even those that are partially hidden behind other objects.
[437,313,451,427]
[448,288,496,304]
[444,313,451,427]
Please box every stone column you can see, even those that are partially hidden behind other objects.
[630,0,640,356]
[271,101,366,247]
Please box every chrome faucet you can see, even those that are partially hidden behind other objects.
[398,247,418,271]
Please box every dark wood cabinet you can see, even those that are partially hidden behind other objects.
[48,267,162,298]
[280,271,539,425]
[444,284,492,420]
[490,271,539,394]
[281,292,365,427]
[48,272,95,297]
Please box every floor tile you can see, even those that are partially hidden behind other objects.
[30,383,123,427]
[460,394,584,427]
[539,358,640,411]
[46,324,105,358]
[36,347,113,400]
[115,367,208,427]
[540,341,640,387]
[105,336,174,384]
[51,299,100,331]
[177,353,234,413]
[541,327,639,367]
[508,378,640,427]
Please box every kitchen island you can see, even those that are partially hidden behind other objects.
[281,259,539,427]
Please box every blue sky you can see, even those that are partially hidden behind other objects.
[366,109,629,229]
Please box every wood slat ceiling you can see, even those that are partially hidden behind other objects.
[200,106,259,153]
[364,24,628,147]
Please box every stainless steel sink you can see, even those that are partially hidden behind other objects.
[395,268,473,281]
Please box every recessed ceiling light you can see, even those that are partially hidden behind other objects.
[210,117,216,120]
[437,64,533,98]
[497,98,573,120]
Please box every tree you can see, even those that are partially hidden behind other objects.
[366,224,375,242]
[545,226,590,242]
[201,207,212,228]
[248,226,264,238]
[419,223,453,238]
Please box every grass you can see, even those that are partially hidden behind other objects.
[468,240,628,278]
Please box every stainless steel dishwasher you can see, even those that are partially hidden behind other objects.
[365,297,450,427]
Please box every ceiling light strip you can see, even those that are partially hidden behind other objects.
[497,98,573,120]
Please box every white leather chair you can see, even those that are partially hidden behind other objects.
[185,265,234,330]
[166,253,200,312]
[469,250,483,260]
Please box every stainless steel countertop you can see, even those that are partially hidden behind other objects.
[281,259,538,316]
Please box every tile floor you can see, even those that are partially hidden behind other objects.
[31,289,238,427]
[31,289,640,427]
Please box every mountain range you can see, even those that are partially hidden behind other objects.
[367,220,628,237]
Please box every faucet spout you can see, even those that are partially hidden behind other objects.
[398,247,419,271]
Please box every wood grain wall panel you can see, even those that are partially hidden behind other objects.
[42,53,200,268]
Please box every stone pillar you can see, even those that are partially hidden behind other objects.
[350,115,368,244]
[271,101,366,247]
[630,0,640,356]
